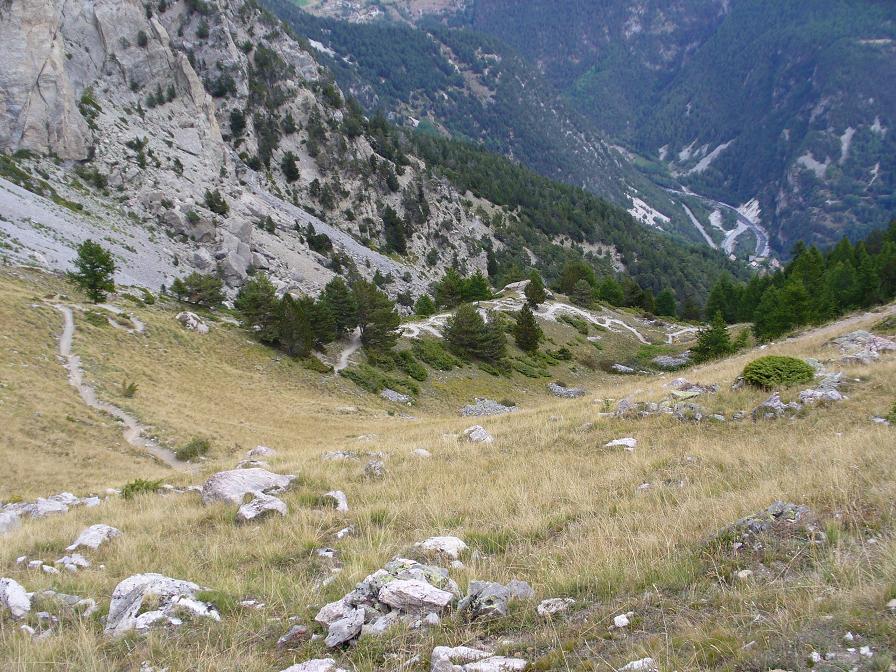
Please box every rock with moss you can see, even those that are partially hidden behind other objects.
[104,573,220,636]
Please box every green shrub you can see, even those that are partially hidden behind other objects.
[394,350,428,381]
[412,339,462,371]
[886,400,896,425]
[176,437,211,461]
[121,478,164,499]
[302,357,333,374]
[84,310,108,327]
[120,379,138,398]
[339,365,418,397]
[558,314,589,335]
[742,356,815,389]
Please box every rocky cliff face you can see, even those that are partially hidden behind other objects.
[0,0,506,301]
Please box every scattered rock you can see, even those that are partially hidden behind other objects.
[324,490,349,512]
[175,312,209,334]
[430,645,527,672]
[201,468,295,505]
[0,577,31,619]
[104,573,220,636]
[276,624,310,649]
[0,510,21,534]
[612,613,631,629]
[315,558,460,646]
[379,579,455,613]
[236,492,288,523]
[506,579,535,600]
[413,448,432,458]
[610,363,637,374]
[547,383,586,399]
[55,553,90,572]
[280,659,348,672]
[537,597,575,617]
[415,536,467,560]
[66,524,121,551]
[605,437,637,452]
[829,330,896,364]
[457,581,512,620]
[463,425,493,444]
[248,445,276,458]
[364,460,386,480]
[618,658,658,672]
[381,389,412,404]
[752,393,802,421]
[324,607,365,647]
[461,398,516,417]
[652,352,691,369]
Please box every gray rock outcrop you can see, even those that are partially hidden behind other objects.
[104,573,220,636]
[201,468,295,505]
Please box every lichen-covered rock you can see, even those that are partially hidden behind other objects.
[457,581,511,620]
[537,597,575,617]
[547,383,586,399]
[829,330,896,364]
[280,659,348,672]
[105,573,220,636]
[430,645,527,672]
[752,393,802,420]
[323,607,364,647]
[175,312,209,334]
[605,437,637,452]
[201,468,295,505]
[381,388,411,404]
[0,578,31,619]
[66,524,121,551]
[461,398,516,417]
[415,536,467,560]
[236,492,287,523]
[324,490,349,512]
[463,425,493,444]
[378,579,455,613]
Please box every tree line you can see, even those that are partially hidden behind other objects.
[704,221,896,341]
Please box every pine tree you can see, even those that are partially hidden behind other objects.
[69,239,115,303]
[434,268,465,308]
[558,261,596,295]
[310,300,336,347]
[320,277,358,338]
[655,289,676,317]
[281,151,300,183]
[353,280,399,351]
[235,274,279,343]
[597,277,624,306]
[513,304,543,353]
[382,206,406,255]
[276,294,314,358]
[444,304,505,362]
[414,294,436,317]
[524,270,546,307]
[571,279,593,307]
[170,272,224,307]
[641,288,656,314]
[462,271,492,302]
[691,311,733,363]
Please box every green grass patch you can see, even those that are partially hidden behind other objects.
[175,436,211,461]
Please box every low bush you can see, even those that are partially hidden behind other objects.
[121,478,164,499]
[302,357,332,374]
[84,310,108,327]
[742,356,815,389]
[558,314,589,335]
[339,365,418,397]
[394,350,428,381]
[176,436,211,461]
[412,339,462,371]
[120,379,138,398]
[886,400,896,425]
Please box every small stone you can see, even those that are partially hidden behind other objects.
[248,445,275,458]
[324,490,349,512]
[280,659,348,672]
[413,448,432,458]
[381,388,411,404]
[277,624,310,649]
[415,536,467,560]
[887,598,896,611]
[618,658,657,672]
[236,492,288,523]
[735,569,754,582]
[42,565,60,575]
[537,597,575,617]
[364,460,385,479]
[175,312,209,334]
[66,524,121,551]
[324,607,364,647]
[605,437,637,452]
[463,425,493,444]
[613,613,630,629]
[0,578,31,619]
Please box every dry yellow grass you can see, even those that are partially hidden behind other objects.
[1,267,894,671]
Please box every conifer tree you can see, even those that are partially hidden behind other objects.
[524,270,546,307]
[414,294,436,317]
[513,304,543,353]
[235,274,279,343]
[69,239,116,303]
[277,294,314,358]
[353,280,399,351]
[571,279,593,307]
[655,288,677,317]
[320,277,358,338]
[692,311,733,363]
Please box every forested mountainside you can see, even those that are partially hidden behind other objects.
[261,0,696,245]
[0,0,738,306]
[451,0,896,253]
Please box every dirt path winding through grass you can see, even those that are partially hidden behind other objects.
[334,329,363,372]
[52,304,189,471]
